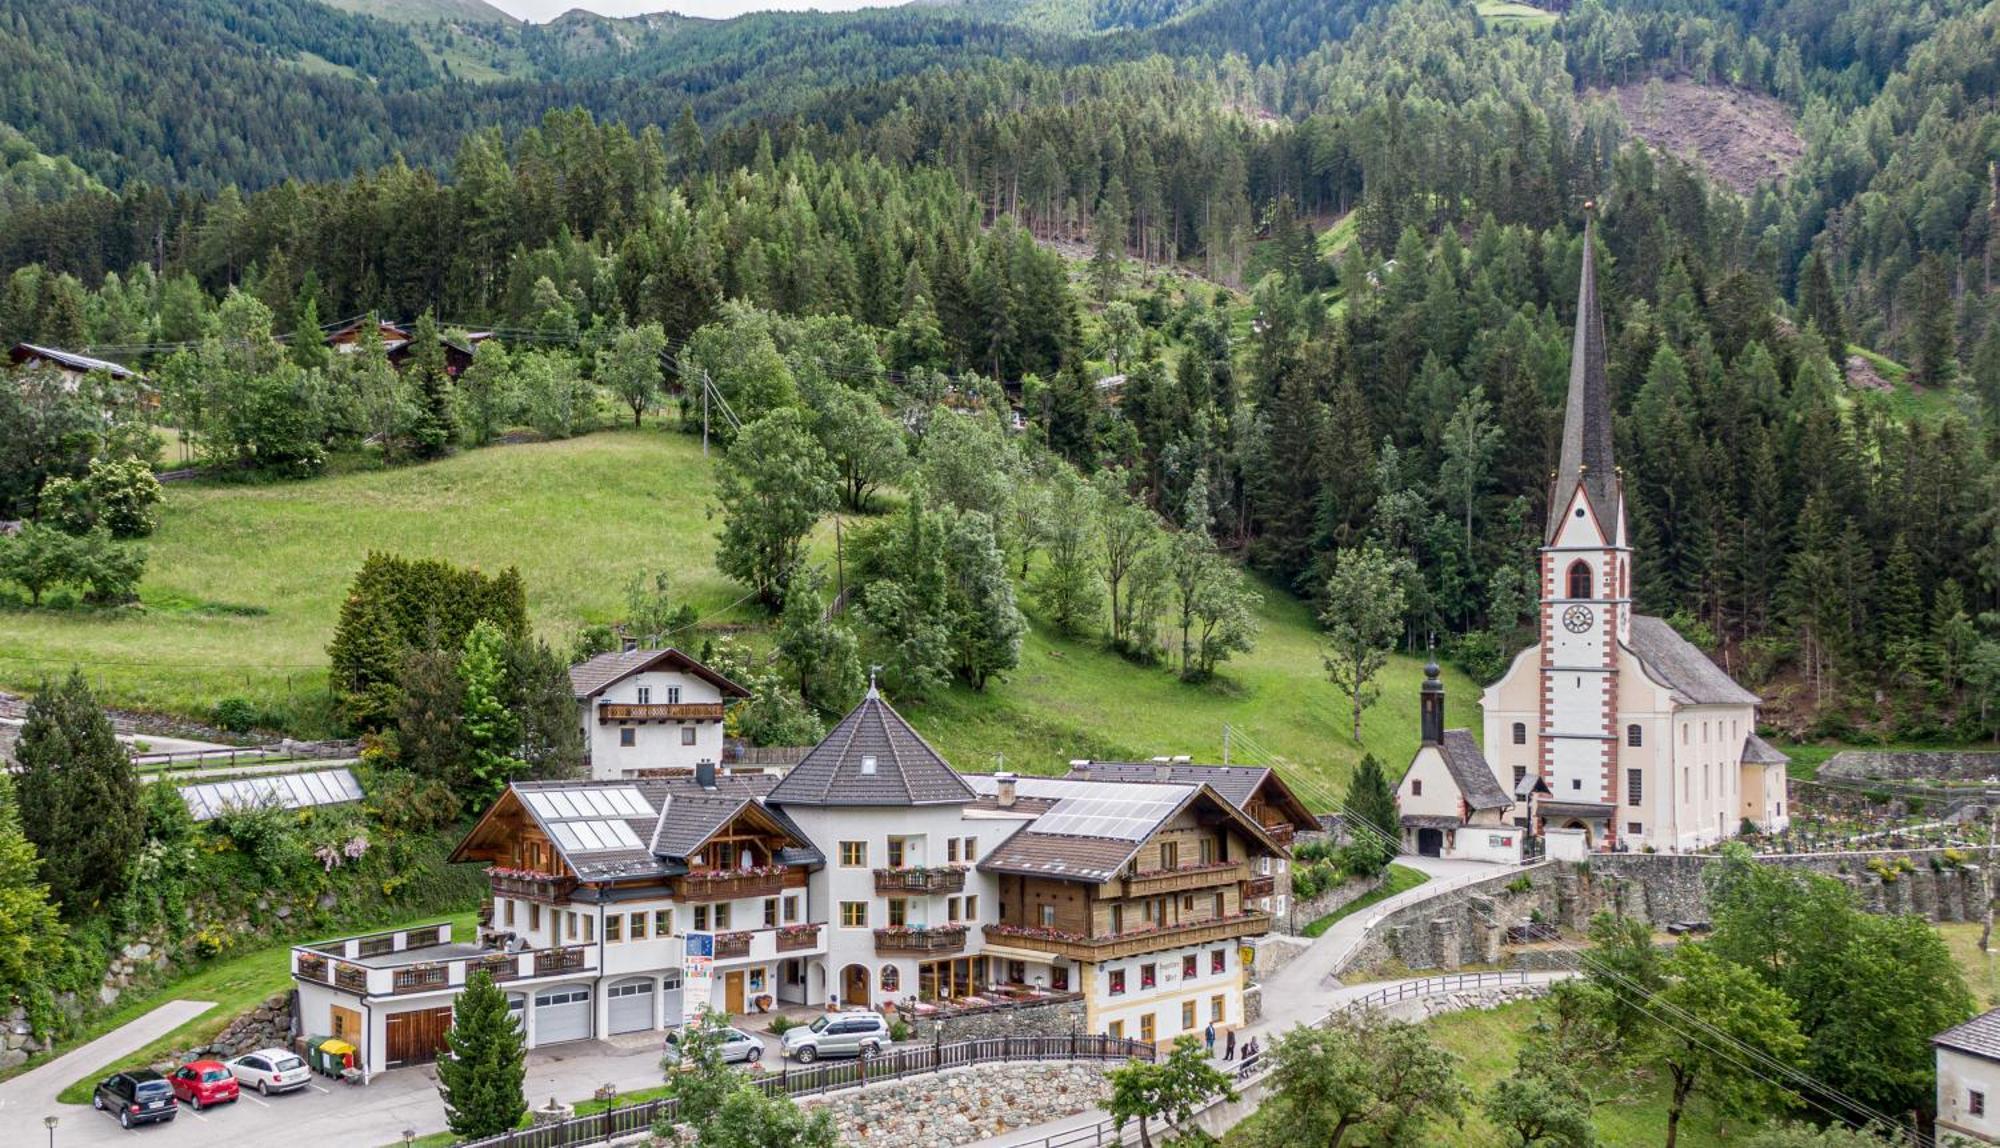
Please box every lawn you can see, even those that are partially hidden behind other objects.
[1473,0,1559,29]
[3,426,1479,799]
[51,910,479,1105]
[0,429,751,733]
[1300,864,1431,938]
[1940,922,2000,1009]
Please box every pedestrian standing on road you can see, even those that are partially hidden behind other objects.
[1204,1022,1216,1055]
[1224,1028,1236,1060]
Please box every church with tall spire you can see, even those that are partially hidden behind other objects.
[1394,217,1790,859]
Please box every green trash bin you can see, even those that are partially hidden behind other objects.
[304,1035,335,1076]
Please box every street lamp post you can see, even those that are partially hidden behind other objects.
[44,1114,58,1148]
[402,1130,414,1148]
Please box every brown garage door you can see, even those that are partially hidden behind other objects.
[386,1007,454,1068]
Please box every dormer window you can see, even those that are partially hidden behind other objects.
[1566,560,1592,601]
[861,755,877,775]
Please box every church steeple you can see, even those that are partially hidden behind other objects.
[1548,212,1618,541]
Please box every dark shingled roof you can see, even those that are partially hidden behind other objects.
[1540,801,1616,820]
[1935,1008,2000,1063]
[1742,733,1790,765]
[1549,220,1618,542]
[1401,813,1464,830]
[766,690,976,807]
[978,832,1151,883]
[567,647,749,700]
[1439,731,1513,810]
[1626,616,1761,706]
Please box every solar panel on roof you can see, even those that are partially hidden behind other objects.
[548,819,642,853]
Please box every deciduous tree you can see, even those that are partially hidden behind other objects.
[1320,544,1414,741]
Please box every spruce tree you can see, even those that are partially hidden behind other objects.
[437,970,527,1139]
[459,620,522,802]
[406,311,457,459]
[1795,250,1847,359]
[13,670,143,914]
[1343,754,1399,867]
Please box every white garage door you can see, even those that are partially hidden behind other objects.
[607,978,655,1035]
[660,970,684,1027]
[534,986,592,1045]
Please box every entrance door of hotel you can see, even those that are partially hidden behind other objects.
[723,971,746,1015]
[840,963,869,1008]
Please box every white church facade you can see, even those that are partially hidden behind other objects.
[1397,219,1788,858]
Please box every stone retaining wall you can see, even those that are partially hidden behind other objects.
[1340,865,1574,976]
[905,998,1084,1043]
[798,1061,1112,1146]
[1588,848,1990,927]
[1822,751,2000,782]
[1276,872,1384,937]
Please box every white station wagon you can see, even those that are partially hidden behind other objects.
[228,1049,311,1095]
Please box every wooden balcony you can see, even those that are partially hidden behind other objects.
[983,912,1271,963]
[333,963,370,993]
[715,932,753,960]
[875,925,970,955]
[1245,874,1276,899]
[471,953,520,983]
[874,866,968,895]
[489,870,577,904]
[775,925,823,953]
[598,702,726,723]
[1123,861,1247,897]
[392,964,450,994]
[1261,821,1298,847]
[677,868,793,902]
[534,946,589,976]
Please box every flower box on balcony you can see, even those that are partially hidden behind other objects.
[333,963,369,993]
[872,865,969,895]
[714,931,753,959]
[296,953,329,982]
[874,924,970,955]
[775,924,822,953]
[678,866,791,902]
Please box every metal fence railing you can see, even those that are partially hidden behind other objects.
[456,1034,1156,1148]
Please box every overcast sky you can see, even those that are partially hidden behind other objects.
[487,0,907,20]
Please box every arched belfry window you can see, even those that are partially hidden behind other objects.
[1566,560,1592,601]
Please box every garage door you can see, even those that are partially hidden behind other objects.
[660,971,684,1027]
[386,1007,454,1068]
[607,979,655,1035]
[534,986,592,1045]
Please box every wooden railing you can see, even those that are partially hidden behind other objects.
[678,869,791,902]
[873,866,968,895]
[1123,861,1246,896]
[534,946,589,976]
[714,932,753,960]
[1261,822,1298,846]
[333,963,369,993]
[875,925,969,955]
[454,1035,1156,1148]
[392,964,449,994]
[775,926,822,953]
[597,702,726,722]
[1245,874,1276,899]
[490,871,577,904]
[473,954,520,983]
[983,912,1271,962]
[295,953,328,982]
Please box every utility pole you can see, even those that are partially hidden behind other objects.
[1222,724,1230,766]
[701,374,710,457]
[835,515,845,608]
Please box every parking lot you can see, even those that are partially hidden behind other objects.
[5,1018,735,1148]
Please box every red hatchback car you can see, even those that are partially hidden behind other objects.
[169,1060,240,1110]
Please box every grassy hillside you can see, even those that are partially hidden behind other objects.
[325,0,519,24]
[1,428,1476,796]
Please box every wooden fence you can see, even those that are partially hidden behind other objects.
[455,1034,1156,1148]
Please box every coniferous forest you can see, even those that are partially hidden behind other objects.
[0,0,1998,744]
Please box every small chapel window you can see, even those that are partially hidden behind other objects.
[1411,780,1423,797]
[1512,722,1526,745]
[1627,725,1642,747]
[1566,560,1592,601]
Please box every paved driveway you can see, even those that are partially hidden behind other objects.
[5,1013,775,1148]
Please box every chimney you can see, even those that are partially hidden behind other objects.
[995,771,1017,808]
[1420,656,1445,746]
[696,760,717,791]
[620,634,639,653]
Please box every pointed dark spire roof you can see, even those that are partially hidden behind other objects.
[765,688,976,807]
[1549,216,1618,540]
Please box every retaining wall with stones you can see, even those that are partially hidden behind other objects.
[1341,849,1990,979]
[1821,751,2000,783]
[906,999,1084,1043]
[796,1061,1113,1146]
[1276,872,1385,937]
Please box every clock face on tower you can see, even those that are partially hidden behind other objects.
[1562,605,1595,634]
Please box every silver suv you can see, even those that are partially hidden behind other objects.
[780,1012,890,1063]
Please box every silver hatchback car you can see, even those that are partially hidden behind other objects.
[664,1025,764,1065]
[780,1012,889,1063]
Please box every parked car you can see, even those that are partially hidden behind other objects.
[227,1048,310,1095]
[664,1025,763,1066]
[780,1012,889,1063]
[92,1069,177,1128]
[169,1059,240,1110]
